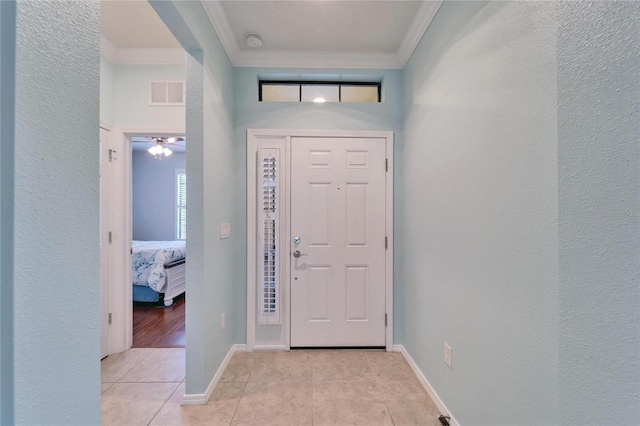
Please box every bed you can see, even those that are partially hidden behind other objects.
[132,240,186,306]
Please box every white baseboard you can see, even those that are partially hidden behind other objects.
[181,344,246,405]
[393,344,459,426]
[252,345,287,351]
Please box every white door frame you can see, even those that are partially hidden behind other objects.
[100,123,112,358]
[103,126,185,355]
[246,129,394,351]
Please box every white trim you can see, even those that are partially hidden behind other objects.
[396,1,443,68]
[181,344,246,405]
[234,50,401,70]
[100,35,185,65]
[247,129,394,350]
[393,345,459,426]
[385,133,394,352]
[100,35,118,64]
[201,0,239,66]
[200,1,441,69]
[107,126,186,355]
[114,48,185,66]
[253,345,288,351]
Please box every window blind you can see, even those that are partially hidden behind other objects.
[176,171,186,240]
[257,149,281,324]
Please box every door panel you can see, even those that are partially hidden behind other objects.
[290,137,386,347]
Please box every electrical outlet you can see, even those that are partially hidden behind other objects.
[220,223,231,239]
[444,343,452,369]
[220,313,225,331]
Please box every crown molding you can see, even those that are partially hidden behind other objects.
[234,50,401,69]
[397,0,443,67]
[100,35,185,65]
[201,0,442,70]
[201,0,241,63]
[100,35,119,63]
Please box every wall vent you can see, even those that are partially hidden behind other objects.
[149,80,185,106]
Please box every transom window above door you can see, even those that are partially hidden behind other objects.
[259,81,381,103]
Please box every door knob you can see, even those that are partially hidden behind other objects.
[293,250,306,258]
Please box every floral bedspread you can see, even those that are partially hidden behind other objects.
[132,240,186,292]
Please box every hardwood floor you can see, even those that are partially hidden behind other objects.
[132,294,185,348]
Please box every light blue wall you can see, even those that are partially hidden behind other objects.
[233,67,403,344]
[402,2,559,424]
[151,0,238,395]
[100,56,115,125]
[114,63,185,129]
[557,2,640,424]
[10,1,100,424]
[0,1,16,423]
[132,151,185,241]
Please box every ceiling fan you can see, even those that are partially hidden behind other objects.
[139,136,185,159]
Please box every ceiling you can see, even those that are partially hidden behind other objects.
[100,0,442,69]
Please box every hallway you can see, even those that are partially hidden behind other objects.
[101,349,442,425]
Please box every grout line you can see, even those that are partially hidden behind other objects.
[365,351,397,425]
[104,348,156,383]
[145,381,181,426]
[228,380,248,426]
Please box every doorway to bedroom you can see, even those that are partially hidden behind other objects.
[131,135,186,348]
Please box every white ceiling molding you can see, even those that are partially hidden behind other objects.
[100,35,185,66]
[201,0,443,70]
[201,0,241,65]
[396,1,443,68]
[234,50,400,70]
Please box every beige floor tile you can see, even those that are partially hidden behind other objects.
[101,382,114,394]
[379,380,442,426]
[366,351,417,381]
[248,351,313,382]
[232,381,313,425]
[101,382,179,426]
[120,348,185,382]
[101,348,154,382]
[150,381,245,426]
[311,350,375,382]
[312,381,393,426]
[221,352,256,382]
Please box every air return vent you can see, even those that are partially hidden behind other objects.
[257,149,281,324]
[149,80,185,106]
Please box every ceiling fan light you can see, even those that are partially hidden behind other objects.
[163,147,173,156]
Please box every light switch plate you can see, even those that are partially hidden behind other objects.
[444,343,452,369]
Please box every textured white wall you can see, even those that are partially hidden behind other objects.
[402,2,559,424]
[557,2,640,424]
[12,1,100,424]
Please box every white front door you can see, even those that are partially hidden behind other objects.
[290,137,387,347]
[100,127,111,359]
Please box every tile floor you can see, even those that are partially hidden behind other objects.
[101,348,442,425]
